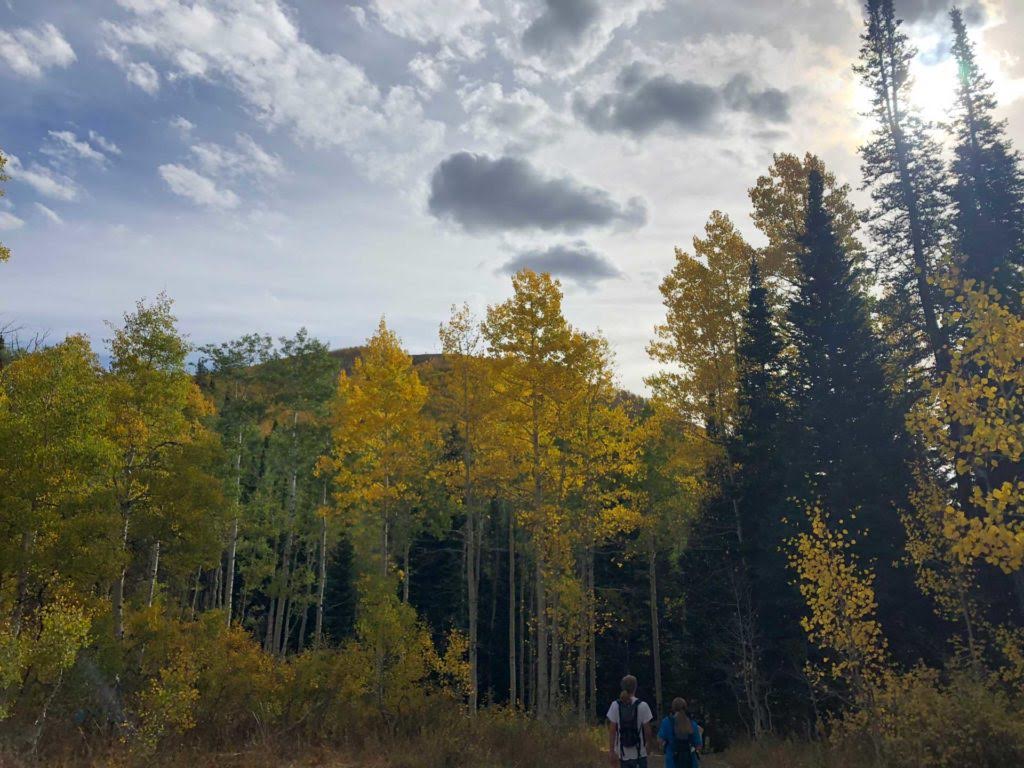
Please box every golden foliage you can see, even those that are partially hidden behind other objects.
[648,211,752,433]
[790,505,890,703]
[907,282,1024,573]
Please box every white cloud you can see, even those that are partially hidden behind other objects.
[5,155,79,201]
[89,131,122,156]
[458,81,563,150]
[369,0,493,58]
[103,0,445,180]
[43,130,108,165]
[190,134,283,181]
[99,41,160,93]
[159,163,240,209]
[126,60,160,93]
[158,134,280,212]
[409,52,448,92]
[169,116,195,136]
[0,23,75,78]
[0,210,25,230]
[35,203,64,225]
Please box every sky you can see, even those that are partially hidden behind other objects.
[1,0,1023,392]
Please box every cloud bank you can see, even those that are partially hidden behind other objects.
[576,65,791,136]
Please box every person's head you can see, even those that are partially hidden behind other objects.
[672,697,693,737]
[619,675,638,704]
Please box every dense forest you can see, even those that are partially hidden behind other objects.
[2,2,1024,766]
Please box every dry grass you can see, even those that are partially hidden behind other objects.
[0,708,605,768]
[713,739,825,768]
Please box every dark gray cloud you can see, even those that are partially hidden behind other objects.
[427,152,647,233]
[575,65,791,136]
[723,74,791,123]
[522,0,602,55]
[498,241,623,288]
[895,0,984,25]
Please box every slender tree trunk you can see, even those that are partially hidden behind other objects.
[381,497,390,579]
[273,412,299,655]
[535,556,548,716]
[508,505,517,708]
[147,541,160,608]
[280,596,294,656]
[297,543,315,653]
[466,506,479,712]
[272,527,294,656]
[647,533,663,719]
[264,595,276,651]
[577,622,587,723]
[225,430,243,626]
[190,567,201,621]
[113,504,131,639]
[519,546,527,711]
[526,571,535,714]
[488,520,499,703]
[280,543,301,656]
[212,559,222,610]
[550,596,560,712]
[588,549,597,721]
[316,483,328,649]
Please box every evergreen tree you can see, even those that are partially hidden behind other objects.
[787,170,928,662]
[948,8,1024,296]
[732,257,807,730]
[735,258,784,473]
[856,0,951,375]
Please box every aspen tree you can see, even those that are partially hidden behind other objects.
[484,270,575,716]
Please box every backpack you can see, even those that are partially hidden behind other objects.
[617,699,644,751]
[672,717,698,767]
[673,735,696,767]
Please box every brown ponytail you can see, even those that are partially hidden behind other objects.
[672,697,693,738]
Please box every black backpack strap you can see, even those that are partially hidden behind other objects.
[637,700,645,753]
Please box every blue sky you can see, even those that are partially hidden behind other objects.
[2,0,1022,391]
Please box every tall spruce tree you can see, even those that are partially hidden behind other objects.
[787,171,930,662]
[948,8,1024,296]
[732,257,807,730]
[857,0,951,375]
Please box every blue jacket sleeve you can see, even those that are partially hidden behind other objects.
[691,719,703,748]
[658,716,672,743]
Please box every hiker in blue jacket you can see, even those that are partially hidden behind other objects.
[657,697,703,768]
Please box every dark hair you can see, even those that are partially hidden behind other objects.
[672,697,693,738]
[619,675,638,704]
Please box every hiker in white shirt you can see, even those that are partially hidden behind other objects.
[606,674,654,768]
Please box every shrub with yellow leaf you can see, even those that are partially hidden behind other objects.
[908,283,1024,575]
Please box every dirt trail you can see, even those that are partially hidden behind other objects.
[638,755,733,768]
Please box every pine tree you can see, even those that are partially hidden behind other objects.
[856,0,951,375]
[787,170,921,658]
[735,257,784,469]
[732,257,807,729]
[948,8,1024,296]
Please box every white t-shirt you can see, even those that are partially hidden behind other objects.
[606,696,653,759]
